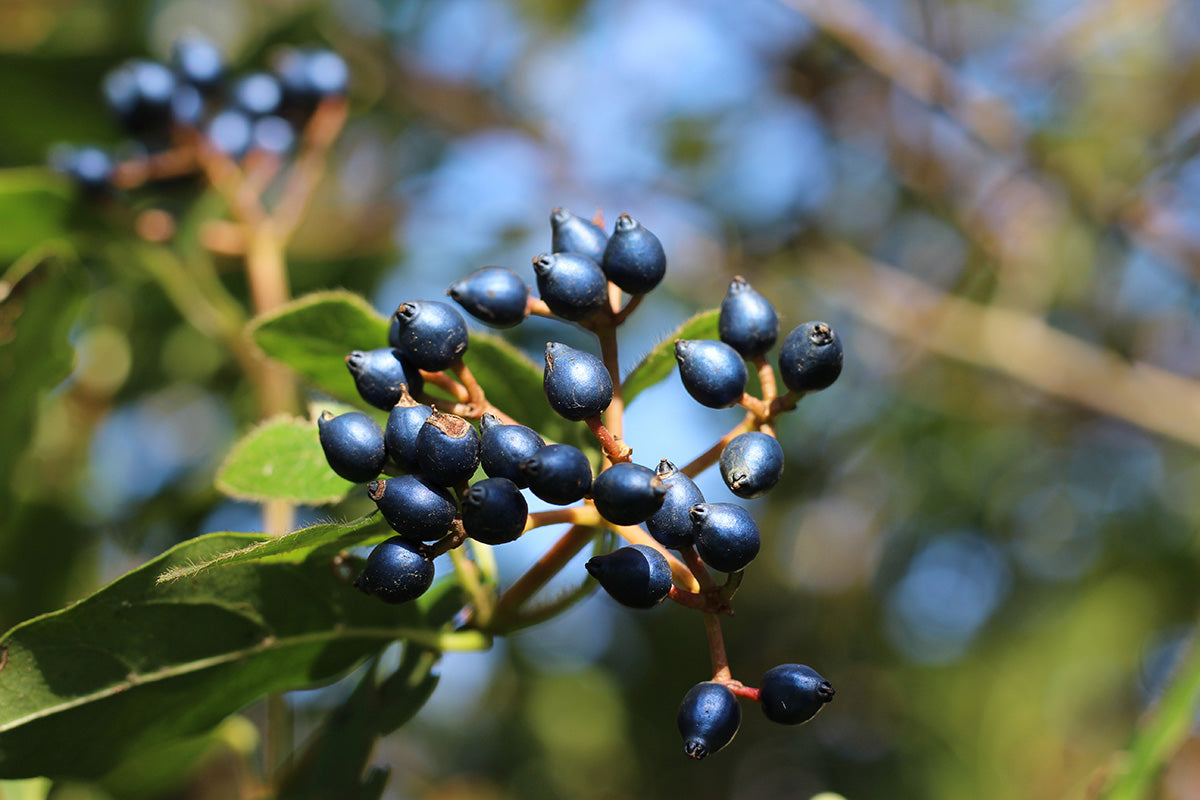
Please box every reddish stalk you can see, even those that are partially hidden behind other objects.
[586,415,633,463]
[491,525,598,627]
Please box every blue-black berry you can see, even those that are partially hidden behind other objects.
[719,431,784,499]
[368,475,457,541]
[276,48,349,120]
[205,109,253,159]
[52,146,114,196]
[544,342,613,422]
[389,301,469,372]
[646,460,704,549]
[520,443,592,506]
[384,389,433,472]
[448,266,529,328]
[719,276,779,359]
[415,411,481,487]
[601,213,666,295]
[532,252,608,322]
[586,544,672,609]
[346,348,424,411]
[479,413,545,488]
[171,34,224,93]
[677,682,741,760]
[675,339,748,409]
[591,463,666,526]
[252,116,295,156]
[103,59,176,135]
[461,477,528,545]
[550,207,608,264]
[778,322,843,393]
[690,502,760,573]
[318,410,386,483]
[354,536,434,604]
[759,664,835,725]
[232,72,283,117]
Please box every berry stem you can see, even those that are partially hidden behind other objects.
[737,392,770,420]
[491,524,599,627]
[273,97,350,243]
[681,413,755,478]
[724,682,761,702]
[610,524,699,592]
[769,390,806,417]
[448,546,496,628]
[667,585,707,610]
[703,611,733,682]
[526,296,555,318]
[754,355,778,404]
[525,505,602,532]
[111,145,199,189]
[595,323,629,459]
[426,519,470,557]
[451,360,487,411]
[586,415,633,463]
[421,370,470,403]
[679,545,717,592]
[612,293,643,326]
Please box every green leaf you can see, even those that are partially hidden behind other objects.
[0,531,455,780]
[622,309,719,405]
[216,416,353,505]
[250,291,389,406]
[461,333,571,442]
[0,170,71,261]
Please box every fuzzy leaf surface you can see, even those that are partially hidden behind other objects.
[216,416,353,505]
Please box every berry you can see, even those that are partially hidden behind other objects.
[531,252,608,322]
[448,266,529,328]
[169,84,205,127]
[543,342,613,422]
[645,460,704,549]
[205,109,253,159]
[354,536,435,604]
[384,388,433,471]
[778,322,843,393]
[520,443,592,505]
[674,339,748,409]
[677,682,741,760]
[388,301,469,371]
[759,664,835,725]
[479,413,545,488]
[550,207,608,264]
[718,276,779,359]
[415,412,481,487]
[719,431,784,499]
[601,213,666,295]
[277,48,349,112]
[586,544,672,609]
[252,115,295,155]
[52,146,114,195]
[461,477,528,545]
[318,410,386,483]
[233,72,283,117]
[591,462,667,526]
[690,503,760,573]
[346,347,424,411]
[171,35,224,92]
[103,60,176,135]
[368,475,457,541]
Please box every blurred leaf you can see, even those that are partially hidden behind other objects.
[216,416,353,505]
[622,309,719,404]
[0,531,452,780]
[0,170,71,261]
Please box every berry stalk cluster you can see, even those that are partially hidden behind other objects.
[318,208,843,758]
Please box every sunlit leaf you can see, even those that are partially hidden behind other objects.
[622,309,719,405]
[216,416,353,505]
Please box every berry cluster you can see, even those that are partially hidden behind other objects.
[50,35,347,194]
[318,208,842,758]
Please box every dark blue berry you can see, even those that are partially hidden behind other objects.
[778,322,843,393]
[531,252,608,322]
[520,443,592,505]
[677,682,740,760]
[674,339,748,409]
[550,207,608,264]
[389,300,469,372]
[479,413,544,488]
[354,536,434,604]
[171,35,224,92]
[759,664,835,725]
[205,109,253,159]
[586,544,672,609]
[346,347,424,411]
[103,60,176,135]
[646,460,704,549]
[601,213,666,295]
[448,266,529,328]
[461,477,528,545]
[52,146,114,196]
[170,84,205,127]
[384,389,433,471]
[591,462,666,526]
[276,48,348,120]
[415,411,481,487]
[252,115,295,155]
[318,410,386,483]
[368,475,456,541]
[690,503,760,573]
[543,342,613,422]
[719,431,784,499]
[719,276,779,359]
[233,72,283,117]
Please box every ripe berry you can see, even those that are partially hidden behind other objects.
[677,682,741,760]
[252,115,295,155]
[601,213,666,295]
[354,536,435,604]
[171,35,224,93]
[448,266,529,328]
[759,664,835,725]
[169,84,205,127]
[719,276,779,359]
[415,411,481,487]
[543,342,613,422]
[550,207,608,264]
[346,348,424,411]
[461,477,528,545]
[778,322,843,393]
[479,413,545,488]
[585,544,672,609]
[646,460,704,549]
[389,301,469,372]
[384,389,433,472]
[368,475,457,541]
[531,252,608,322]
[205,109,253,159]
[276,48,349,119]
[674,339,748,409]
[591,463,667,526]
[690,503,760,573]
[233,72,283,117]
[103,60,176,135]
[719,431,784,499]
[520,443,592,505]
[318,410,386,483]
[53,146,114,195]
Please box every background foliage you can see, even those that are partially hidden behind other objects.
[3,0,1200,799]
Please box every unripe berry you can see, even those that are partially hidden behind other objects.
[354,536,434,604]
[448,266,530,328]
[591,463,666,526]
[368,475,457,541]
[318,410,386,483]
[479,413,545,488]
[461,477,528,545]
[550,207,608,264]
[677,682,740,760]
[532,252,608,322]
[346,348,424,411]
[718,276,779,359]
[520,443,593,505]
[389,301,469,371]
[759,664,835,725]
[719,431,784,499]
[646,460,704,549]
[675,339,748,409]
[601,213,666,295]
[543,342,613,422]
[778,321,843,393]
[585,544,672,609]
[415,412,481,487]
[383,389,433,472]
[690,503,760,573]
